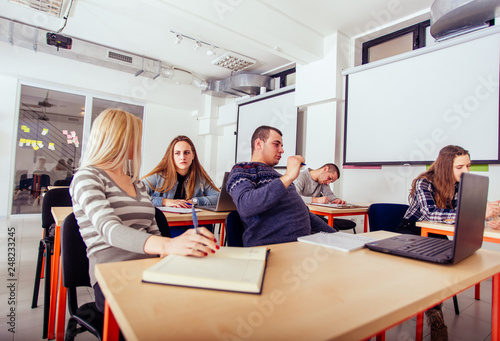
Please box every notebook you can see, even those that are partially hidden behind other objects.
[298,232,377,252]
[142,246,269,294]
[198,172,237,212]
[365,173,488,264]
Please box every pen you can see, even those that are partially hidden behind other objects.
[191,207,199,234]
[301,163,306,166]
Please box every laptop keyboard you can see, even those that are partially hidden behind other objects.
[397,238,452,257]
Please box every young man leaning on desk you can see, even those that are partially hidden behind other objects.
[293,163,357,231]
[226,125,337,247]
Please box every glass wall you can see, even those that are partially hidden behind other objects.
[11,85,144,215]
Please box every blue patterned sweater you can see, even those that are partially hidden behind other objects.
[227,162,335,247]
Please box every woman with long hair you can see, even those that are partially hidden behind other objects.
[399,145,498,235]
[397,145,499,341]
[142,135,219,208]
[70,110,218,312]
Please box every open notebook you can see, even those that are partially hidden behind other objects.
[142,246,269,294]
[298,232,377,252]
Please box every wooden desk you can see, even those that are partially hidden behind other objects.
[417,220,500,244]
[49,206,73,340]
[96,231,500,341]
[416,220,498,302]
[163,210,230,246]
[307,204,369,232]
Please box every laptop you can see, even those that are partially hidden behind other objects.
[365,173,488,264]
[198,172,237,212]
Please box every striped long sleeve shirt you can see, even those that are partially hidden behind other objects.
[70,166,160,286]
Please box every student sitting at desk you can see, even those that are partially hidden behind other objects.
[227,125,336,247]
[294,163,356,231]
[397,145,500,341]
[398,145,499,235]
[70,109,218,313]
[142,135,220,237]
[142,135,219,208]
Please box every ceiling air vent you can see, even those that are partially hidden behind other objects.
[107,51,133,64]
[9,0,63,17]
[211,52,256,72]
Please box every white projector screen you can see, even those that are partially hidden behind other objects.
[344,30,500,165]
[236,89,297,168]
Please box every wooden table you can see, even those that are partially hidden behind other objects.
[417,220,500,243]
[307,204,369,232]
[49,206,73,341]
[416,220,500,302]
[96,231,500,341]
[162,210,230,245]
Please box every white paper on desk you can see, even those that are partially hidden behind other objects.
[310,203,365,208]
[157,207,201,214]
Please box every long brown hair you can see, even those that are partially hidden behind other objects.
[141,135,219,198]
[409,145,469,208]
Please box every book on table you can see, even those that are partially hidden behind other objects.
[298,232,377,252]
[142,246,269,294]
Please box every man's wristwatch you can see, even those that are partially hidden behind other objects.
[192,198,199,206]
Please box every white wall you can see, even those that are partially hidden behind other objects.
[0,75,19,219]
[0,41,204,217]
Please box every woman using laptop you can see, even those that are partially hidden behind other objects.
[398,145,499,235]
[142,136,220,236]
[397,145,500,341]
[70,110,218,313]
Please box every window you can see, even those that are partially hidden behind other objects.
[271,68,296,89]
[362,21,430,64]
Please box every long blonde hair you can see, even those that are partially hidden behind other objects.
[141,135,219,198]
[81,109,143,182]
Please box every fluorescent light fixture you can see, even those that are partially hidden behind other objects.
[211,52,256,72]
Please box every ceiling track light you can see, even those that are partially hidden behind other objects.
[206,46,216,56]
[174,34,182,45]
[170,30,219,56]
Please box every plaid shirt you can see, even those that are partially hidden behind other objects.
[404,178,457,223]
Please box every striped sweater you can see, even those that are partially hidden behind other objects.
[227,162,335,247]
[70,166,160,286]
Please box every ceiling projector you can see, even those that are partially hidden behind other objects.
[46,32,72,50]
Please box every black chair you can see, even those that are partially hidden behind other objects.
[53,179,72,186]
[368,203,460,315]
[32,173,51,199]
[61,213,103,341]
[224,211,245,247]
[155,207,171,237]
[32,187,72,338]
[368,203,409,232]
[332,218,357,234]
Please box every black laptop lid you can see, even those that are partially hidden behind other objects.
[451,172,488,264]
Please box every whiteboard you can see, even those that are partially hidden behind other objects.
[344,31,500,165]
[236,89,297,167]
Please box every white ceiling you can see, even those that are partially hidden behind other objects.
[1,0,434,81]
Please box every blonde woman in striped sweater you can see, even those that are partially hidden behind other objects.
[70,109,218,312]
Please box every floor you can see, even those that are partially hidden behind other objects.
[0,216,498,341]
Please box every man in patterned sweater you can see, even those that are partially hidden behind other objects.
[227,125,336,247]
